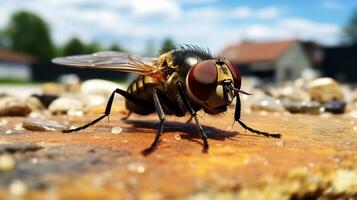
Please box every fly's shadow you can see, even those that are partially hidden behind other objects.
[124,119,239,141]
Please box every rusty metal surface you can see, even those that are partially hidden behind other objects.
[0,99,357,199]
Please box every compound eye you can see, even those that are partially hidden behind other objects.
[187,60,217,101]
[225,60,241,89]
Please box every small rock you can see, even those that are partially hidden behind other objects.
[14,123,24,131]
[81,79,125,97]
[0,153,15,171]
[28,110,51,119]
[251,97,284,112]
[353,125,357,132]
[351,110,357,119]
[0,118,8,126]
[83,94,106,107]
[42,82,64,95]
[174,134,181,141]
[127,162,146,174]
[0,96,31,116]
[283,100,321,114]
[9,180,28,196]
[308,78,344,103]
[23,118,69,131]
[271,85,309,101]
[59,74,81,93]
[48,97,86,115]
[0,142,42,153]
[323,100,346,114]
[111,126,123,134]
[25,96,45,111]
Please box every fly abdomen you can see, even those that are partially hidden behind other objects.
[126,75,160,115]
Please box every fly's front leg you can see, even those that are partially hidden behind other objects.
[63,88,153,133]
[235,94,281,138]
[142,88,166,155]
[177,82,209,152]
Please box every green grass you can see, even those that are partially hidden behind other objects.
[0,78,42,85]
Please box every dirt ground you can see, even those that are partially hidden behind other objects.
[0,99,357,199]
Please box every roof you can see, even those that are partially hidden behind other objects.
[220,40,296,64]
[0,48,35,63]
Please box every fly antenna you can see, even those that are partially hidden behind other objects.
[230,86,252,95]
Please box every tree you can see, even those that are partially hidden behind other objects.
[4,10,55,60]
[108,44,125,52]
[61,37,86,56]
[159,38,176,54]
[344,9,357,44]
[61,38,101,56]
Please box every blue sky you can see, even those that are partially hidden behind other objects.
[0,0,356,54]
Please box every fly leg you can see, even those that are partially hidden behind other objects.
[63,88,153,133]
[121,111,132,120]
[235,94,281,138]
[185,116,193,123]
[177,82,209,152]
[142,88,166,155]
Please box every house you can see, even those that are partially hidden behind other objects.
[0,48,35,80]
[219,40,313,82]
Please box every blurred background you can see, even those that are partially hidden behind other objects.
[0,0,356,84]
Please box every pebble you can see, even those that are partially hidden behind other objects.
[308,78,344,103]
[25,96,45,111]
[23,118,69,131]
[0,154,15,171]
[271,85,309,101]
[174,134,181,141]
[111,126,123,134]
[48,97,86,115]
[351,110,357,119]
[127,162,146,174]
[353,126,357,132]
[59,74,81,93]
[14,123,24,131]
[42,83,64,95]
[81,79,125,97]
[322,100,346,114]
[9,180,28,196]
[0,96,31,116]
[83,94,106,107]
[283,100,321,114]
[0,118,8,126]
[251,97,284,112]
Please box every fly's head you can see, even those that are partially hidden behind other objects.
[185,59,242,114]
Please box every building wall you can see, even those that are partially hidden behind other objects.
[275,43,311,82]
[0,62,32,80]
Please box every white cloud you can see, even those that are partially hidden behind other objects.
[0,0,342,54]
[231,6,280,19]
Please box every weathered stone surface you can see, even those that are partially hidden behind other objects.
[0,96,31,116]
[81,79,125,97]
[251,97,284,112]
[323,100,346,114]
[283,99,321,114]
[23,118,69,131]
[48,96,86,115]
[308,78,344,103]
[41,83,64,95]
[0,98,356,199]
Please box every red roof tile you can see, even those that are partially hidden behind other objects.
[220,40,296,64]
[0,48,35,63]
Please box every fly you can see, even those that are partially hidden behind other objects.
[52,45,281,155]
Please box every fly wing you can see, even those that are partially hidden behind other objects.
[52,51,160,76]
